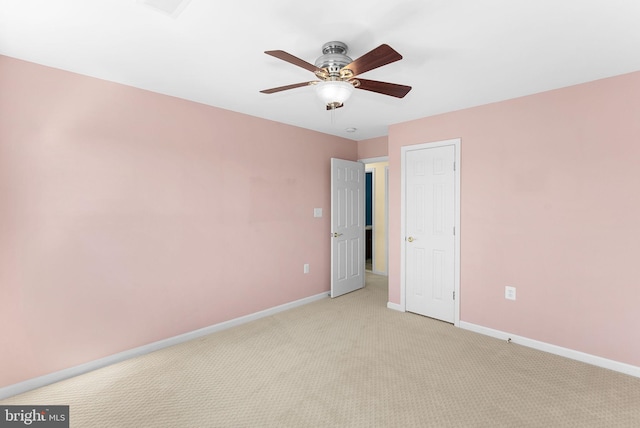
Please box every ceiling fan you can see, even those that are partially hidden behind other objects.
[260,41,412,110]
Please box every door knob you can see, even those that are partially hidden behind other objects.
[332,232,343,238]
[407,236,415,242]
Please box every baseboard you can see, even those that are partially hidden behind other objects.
[0,291,329,400]
[459,321,640,379]
[387,301,404,312]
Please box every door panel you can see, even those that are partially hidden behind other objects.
[331,158,365,298]
[405,145,456,322]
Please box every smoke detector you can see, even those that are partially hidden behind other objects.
[138,0,191,17]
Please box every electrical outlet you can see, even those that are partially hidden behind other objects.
[505,286,516,301]
[303,264,310,274]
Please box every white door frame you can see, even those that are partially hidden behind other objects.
[384,165,389,276]
[400,139,461,326]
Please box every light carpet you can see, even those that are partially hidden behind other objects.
[3,273,640,427]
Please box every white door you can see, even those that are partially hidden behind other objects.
[331,158,365,298]
[405,144,456,322]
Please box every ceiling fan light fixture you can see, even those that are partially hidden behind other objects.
[315,80,354,108]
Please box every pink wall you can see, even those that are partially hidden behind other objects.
[388,71,640,367]
[357,136,388,159]
[0,55,357,388]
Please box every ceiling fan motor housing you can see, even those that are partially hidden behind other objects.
[314,41,352,78]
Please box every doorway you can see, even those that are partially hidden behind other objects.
[365,170,373,271]
[361,157,388,276]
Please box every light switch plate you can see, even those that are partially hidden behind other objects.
[313,208,322,218]
[505,286,516,301]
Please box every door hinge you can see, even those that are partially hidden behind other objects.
[453,291,456,300]
[453,226,455,235]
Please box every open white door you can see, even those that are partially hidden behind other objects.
[331,158,365,298]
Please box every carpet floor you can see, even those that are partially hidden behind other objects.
[3,273,640,427]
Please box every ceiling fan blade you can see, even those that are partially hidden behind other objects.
[260,81,317,94]
[355,79,412,98]
[264,50,325,74]
[341,44,402,77]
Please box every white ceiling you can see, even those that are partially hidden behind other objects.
[1,0,640,141]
